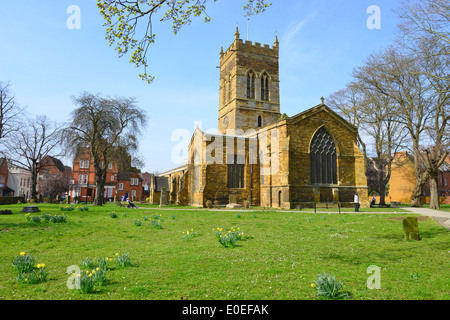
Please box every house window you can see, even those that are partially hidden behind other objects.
[261,72,269,101]
[228,155,245,189]
[78,174,83,184]
[310,127,338,185]
[132,190,136,199]
[80,160,89,169]
[111,175,114,182]
[247,71,256,99]
[119,183,123,191]
[258,116,262,128]
[108,163,113,170]
[83,175,88,184]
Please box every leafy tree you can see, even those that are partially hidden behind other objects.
[97,0,271,83]
[65,92,147,206]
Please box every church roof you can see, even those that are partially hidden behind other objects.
[287,103,358,132]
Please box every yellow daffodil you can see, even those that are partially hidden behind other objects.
[311,283,316,288]
[20,252,26,256]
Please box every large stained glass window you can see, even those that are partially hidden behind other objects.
[310,127,337,185]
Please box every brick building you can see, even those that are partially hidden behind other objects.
[163,29,368,208]
[0,158,13,196]
[69,148,146,203]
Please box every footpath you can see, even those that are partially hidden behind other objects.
[403,207,450,230]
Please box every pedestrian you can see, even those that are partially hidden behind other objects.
[354,192,360,212]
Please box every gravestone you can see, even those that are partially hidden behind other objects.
[20,206,41,213]
[160,188,167,208]
[403,217,420,241]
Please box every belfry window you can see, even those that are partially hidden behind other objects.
[261,72,269,101]
[310,127,337,185]
[247,71,256,99]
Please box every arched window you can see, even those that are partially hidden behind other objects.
[247,70,256,99]
[261,72,269,101]
[193,150,201,192]
[257,115,262,128]
[310,127,337,185]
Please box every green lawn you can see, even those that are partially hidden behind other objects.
[0,203,448,300]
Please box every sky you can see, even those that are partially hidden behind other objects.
[0,0,403,173]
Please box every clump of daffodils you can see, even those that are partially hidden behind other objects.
[182,229,198,241]
[214,227,244,248]
[12,252,48,284]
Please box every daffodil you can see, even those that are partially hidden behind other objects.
[311,283,316,288]
[20,252,26,256]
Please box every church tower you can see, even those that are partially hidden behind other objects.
[218,28,281,134]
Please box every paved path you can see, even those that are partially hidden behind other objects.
[402,207,450,230]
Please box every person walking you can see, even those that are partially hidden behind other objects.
[354,192,360,212]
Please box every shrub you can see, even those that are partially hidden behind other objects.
[152,214,163,221]
[31,216,41,223]
[170,214,176,220]
[134,219,142,226]
[77,206,89,211]
[312,273,351,300]
[206,200,213,208]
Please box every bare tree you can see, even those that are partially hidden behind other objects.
[65,92,148,206]
[352,46,434,207]
[5,116,64,201]
[395,0,450,209]
[0,81,24,147]
[327,83,407,205]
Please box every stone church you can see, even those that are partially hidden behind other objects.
[160,28,368,209]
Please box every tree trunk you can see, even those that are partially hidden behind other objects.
[94,173,105,206]
[429,174,440,210]
[30,165,38,202]
[379,182,386,205]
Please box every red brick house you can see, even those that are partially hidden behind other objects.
[0,157,13,196]
[116,171,144,201]
[69,147,145,203]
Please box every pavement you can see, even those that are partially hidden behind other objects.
[402,207,450,230]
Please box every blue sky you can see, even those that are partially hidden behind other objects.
[0,0,402,173]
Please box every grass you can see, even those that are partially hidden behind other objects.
[0,203,448,300]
